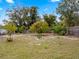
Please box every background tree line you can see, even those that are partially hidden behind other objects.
[1,0,79,36]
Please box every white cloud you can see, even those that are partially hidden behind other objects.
[51,0,60,2]
[6,0,14,3]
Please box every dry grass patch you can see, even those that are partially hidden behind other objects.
[0,34,79,59]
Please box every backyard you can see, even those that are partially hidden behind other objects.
[0,0,79,59]
[0,34,79,59]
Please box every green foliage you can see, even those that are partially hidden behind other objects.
[30,7,38,23]
[44,14,56,26]
[17,26,26,33]
[29,21,49,33]
[0,25,3,29]
[43,44,49,49]
[7,7,29,26]
[57,0,79,27]
[4,23,17,42]
[4,23,17,34]
[7,7,38,29]
[52,23,67,35]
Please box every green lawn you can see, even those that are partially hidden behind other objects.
[0,34,79,59]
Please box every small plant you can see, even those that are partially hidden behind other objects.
[4,23,17,42]
[37,33,42,39]
[7,37,13,42]
[43,44,49,49]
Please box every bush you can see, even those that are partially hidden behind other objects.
[29,21,49,33]
[4,23,17,42]
[52,23,67,35]
[17,26,26,33]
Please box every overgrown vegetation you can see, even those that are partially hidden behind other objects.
[0,0,79,59]
[29,21,49,39]
[3,23,17,42]
[52,23,67,35]
[29,21,49,33]
[1,0,79,36]
[17,26,26,33]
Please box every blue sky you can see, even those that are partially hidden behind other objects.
[0,0,61,25]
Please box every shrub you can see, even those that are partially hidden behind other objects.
[17,26,26,33]
[4,23,17,42]
[52,23,67,35]
[43,44,49,49]
[29,21,49,33]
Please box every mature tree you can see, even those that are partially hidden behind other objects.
[7,7,29,26]
[43,14,56,26]
[57,0,79,27]
[6,7,38,32]
[30,7,38,24]
[3,19,9,25]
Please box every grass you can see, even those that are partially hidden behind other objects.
[0,34,79,59]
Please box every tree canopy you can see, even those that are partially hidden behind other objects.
[44,14,56,26]
[57,0,79,26]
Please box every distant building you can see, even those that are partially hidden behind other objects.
[68,26,79,36]
[0,29,7,35]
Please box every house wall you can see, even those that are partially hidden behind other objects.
[68,26,79,36]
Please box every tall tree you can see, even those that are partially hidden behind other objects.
[43,14,56,26]
[30,7,38,24]
[6,7,39,32]
[57,0,79,27]
[7,7,29,27]
[7,7,38,27]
